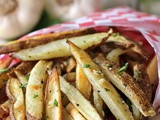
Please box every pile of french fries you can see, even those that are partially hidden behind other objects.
[0,28,158,120]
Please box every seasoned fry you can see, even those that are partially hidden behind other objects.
[93,88,104,117]
[13,32,112,61]
[63,72,76,82]
[66,57,77,73]
[60,76,103,120]
[45,67,62,120]
[67,41,134,120]
[14,61,36,75]
[106,48,125,66]
[0,28,96,54]
[132,62,152,100]
[147,55,158,92]
[94,54,156,117]
[26,60,53,120]
[6,78,25,120]
[14,71,28,92]
[62,108,73,120]
[66,103,86,120]
[76,64,92,100]
[107,33,149,61]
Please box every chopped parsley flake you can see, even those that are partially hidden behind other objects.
[118,63,129,75]
[25,74,30,81]
[107,64,113,68]
[0,68,9,73]
[20,83,28,88]
[53,99,58,107]
[112,32,120,37]
[83,64,90,68]
[33,94,38,99]
[105,88,110,91]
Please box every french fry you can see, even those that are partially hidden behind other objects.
[0,28,96,54]
[76,64,92,100]
[107,33,149,61]
[66,57,77,73]
[63,72,76,82]
[147,55,158,92]
[6,78,25,120]
[132,62,152,100]
[93,88,104,117]
[106,48,125,66]
[14,61,36,75]
[62,108,73,120]
[14,71,28,90]
[45,67,62,120]
[13,32,112,61]
[106,48,146,120]
[60,76,103,120]
[94,54,156,117]
[26,60,53,119]
[66,103,86,120]
[67,41,134,120]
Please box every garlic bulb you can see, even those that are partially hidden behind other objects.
[45,0,101,21]
[0,0,44,40]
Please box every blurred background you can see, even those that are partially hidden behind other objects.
[0,0,160,42]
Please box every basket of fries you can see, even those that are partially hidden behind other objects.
[0,7,160,120]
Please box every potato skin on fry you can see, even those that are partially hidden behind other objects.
[0,28,96,54]
[6,78,25,120]
[26,60,53,120]
[45,67,62,120]
[13,32,111,61]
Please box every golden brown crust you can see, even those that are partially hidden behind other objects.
[94,55,155,116]
[0,28,96,54]
[133,63,152,100]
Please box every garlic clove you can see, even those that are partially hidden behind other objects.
[0,0,44,40]
[45,0,101,21]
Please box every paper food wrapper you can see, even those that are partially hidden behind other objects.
[1,7,160,119]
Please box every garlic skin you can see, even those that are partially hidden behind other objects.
[0,0,44,40]
[45,0,101,21]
